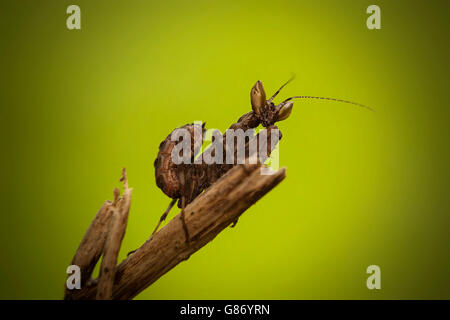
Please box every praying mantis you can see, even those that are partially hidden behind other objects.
[151,77,372,244]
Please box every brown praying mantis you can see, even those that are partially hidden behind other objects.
[147,77,372,246]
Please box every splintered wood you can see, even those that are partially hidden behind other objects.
[65,164,285,300]
[65,168,132,300]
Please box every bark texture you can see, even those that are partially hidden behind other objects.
[65,164,285,300]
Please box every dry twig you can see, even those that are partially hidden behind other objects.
[65,164,285,300]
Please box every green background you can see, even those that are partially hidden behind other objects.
[1,0,449,299]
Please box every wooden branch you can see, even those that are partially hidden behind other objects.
[65,169,132,300]
[66,201,114,290]
[67,163,286,300]
[96,169,132,300]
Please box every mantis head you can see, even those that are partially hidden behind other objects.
[250,76,372,127]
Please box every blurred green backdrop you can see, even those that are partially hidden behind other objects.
[1,0,449,299]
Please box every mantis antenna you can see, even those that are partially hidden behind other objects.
[269,75,373,112]
[267,74,296,103]
[282,95,374,112]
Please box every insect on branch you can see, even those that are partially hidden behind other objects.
[64,77,370,299]
[65,163,286,300]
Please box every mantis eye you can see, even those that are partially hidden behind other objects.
[250,80,266,116]
[277,101,293,121]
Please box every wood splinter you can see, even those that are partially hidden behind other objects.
[65,168,132,300]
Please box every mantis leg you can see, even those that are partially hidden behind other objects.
[127,198,177,256]
[180,196,190,245]
[151,198,177,236]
